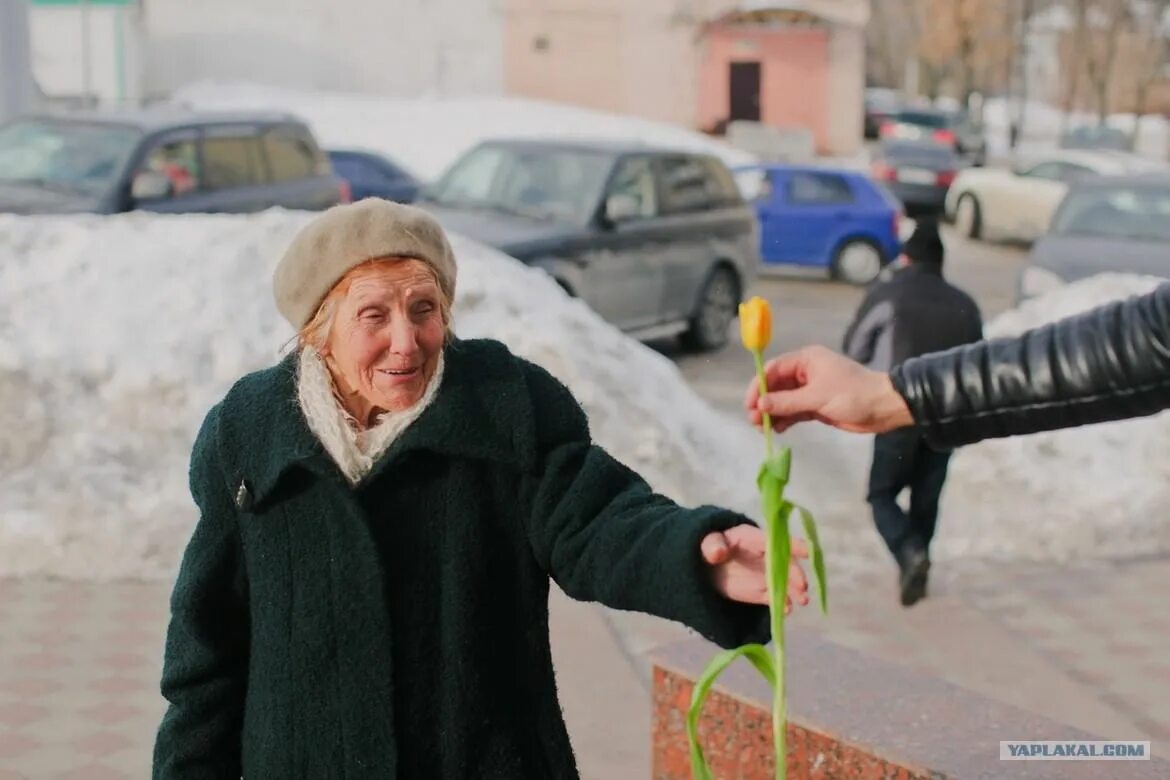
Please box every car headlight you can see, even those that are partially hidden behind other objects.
[1019,266,1066,299]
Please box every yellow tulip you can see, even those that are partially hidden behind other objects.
[739,296,772,353]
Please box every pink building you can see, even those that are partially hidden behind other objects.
[502,0,869,156]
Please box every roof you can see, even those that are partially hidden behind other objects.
[1028,148,1164,174]
[471,137,705,157]
[733,161,866,176]
[16,106,304,132]
[1069,170,1170,188]
[732,0,869,27]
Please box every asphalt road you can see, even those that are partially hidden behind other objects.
[660,226,1030,416]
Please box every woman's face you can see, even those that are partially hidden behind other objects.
[321,259,446,417]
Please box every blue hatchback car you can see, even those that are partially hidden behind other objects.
[737,164,902,285]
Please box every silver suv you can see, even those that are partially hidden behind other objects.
[418,139,760,351]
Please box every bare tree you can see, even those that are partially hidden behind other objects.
[1082,0,1134,123]
[1062,0,1091,132]
[1128,0,1170,147]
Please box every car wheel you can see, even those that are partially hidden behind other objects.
[681,266,739,352]
[955,193,982,239]
[831,240,884,286]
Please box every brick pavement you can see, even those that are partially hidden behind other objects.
[1,555,1167,778]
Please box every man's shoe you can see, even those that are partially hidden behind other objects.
[898,548,930,607]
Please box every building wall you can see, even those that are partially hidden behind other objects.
[826,23,863,154]
[502,0,701,125]
[505,0,866,154]
[140,0,505,101]
[27,0,144,107]
[697,24,830,151]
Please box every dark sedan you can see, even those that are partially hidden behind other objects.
[1017,172,1170,301]
[327,149,420,203]
[417,139,760,350]
[870,140,960,217]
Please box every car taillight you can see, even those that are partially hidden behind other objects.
[933,129,956,145]
[338,180,353,204]
[937,170,956,187]
[871,162,896,181]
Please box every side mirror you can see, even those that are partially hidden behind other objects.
[131,170,174,201]
[604,193,641,224]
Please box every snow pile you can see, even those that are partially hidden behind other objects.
[0,211,767,580]
[981,97,1170,161]
[937,274,1170,562]
[170,82,757,183]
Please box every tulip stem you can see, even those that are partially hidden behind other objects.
[753,350,774,458]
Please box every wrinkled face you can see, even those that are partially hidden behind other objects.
[320,259,445,416]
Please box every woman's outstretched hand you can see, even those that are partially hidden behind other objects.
[702,524,809,615]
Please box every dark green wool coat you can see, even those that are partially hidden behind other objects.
[153,338,769,779]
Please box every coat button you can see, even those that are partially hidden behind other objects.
[235,480,252,511]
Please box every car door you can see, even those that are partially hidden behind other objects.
[260,126,342,210]
[1010,162,1070,241]
[755,169,795,265]
[763,169,857,266]
[127,129,214,214]
[195,125,276,213]
[652,155,735,322]
[575,154,668,331]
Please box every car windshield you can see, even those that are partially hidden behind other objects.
[1051,184,1170,242]
[894,111,949,129]
[423,144,613,224]
[0,119,141,195]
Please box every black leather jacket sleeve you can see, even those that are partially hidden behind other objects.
[889,283,1170,449]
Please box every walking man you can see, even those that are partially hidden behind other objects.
[842,219,982,606]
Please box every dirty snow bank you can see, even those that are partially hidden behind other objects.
[937,274,1170,562]
[0,211,765,580]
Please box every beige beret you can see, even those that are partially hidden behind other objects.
[273,198,457,329]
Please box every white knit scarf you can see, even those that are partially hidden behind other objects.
[296,347,445,485]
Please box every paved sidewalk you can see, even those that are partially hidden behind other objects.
[2,555,1167,779]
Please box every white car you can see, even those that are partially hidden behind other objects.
[944,150,1162,243]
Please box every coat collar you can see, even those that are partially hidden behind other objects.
[226,339,534,508]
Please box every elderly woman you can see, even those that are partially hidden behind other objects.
[153,199,809,779]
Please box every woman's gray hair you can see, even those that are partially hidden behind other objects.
[295,259,454,352]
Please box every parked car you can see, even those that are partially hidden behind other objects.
[417,139,759,350]
[1018,172,1170,301]
[945,149,1161,244]
[870,139,960,216]
[0,109,347,215]
[327,148,420,203]
[737,163,901,286]
[880,107,987,166]
[864,88,902,140]
[1060,125,1131,151]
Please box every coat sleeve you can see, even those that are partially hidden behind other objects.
[153,404,250,779]
[517,362,770,649]
[842,288,895,368]
[890,283,1170,448]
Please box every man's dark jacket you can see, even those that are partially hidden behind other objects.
[842,263,983,372]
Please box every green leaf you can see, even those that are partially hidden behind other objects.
[793,503,829,615]
[687,644,776,778]
[756,448,791,492]
[769,502,792,628]
[758,467,783,528]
